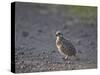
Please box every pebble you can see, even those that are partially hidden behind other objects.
[40,57,45,60]
[46,55,49,58]
[46,61,50,64]
[21,60,24,63]
[71,67,75,70]
[38,29,42,33]
[79,65,82,68]
[52,67,55,70]
[63,25,68,30]
[51,50,56,53]
[48,68,52,71]
[20,65,24,68]
[22,31,29,37]
[42,52,46,54]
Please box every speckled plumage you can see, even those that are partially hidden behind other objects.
[56,31,76,59]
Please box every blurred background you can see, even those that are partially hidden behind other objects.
[15,2,97,73]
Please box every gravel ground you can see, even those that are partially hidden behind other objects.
[14,2,97,73]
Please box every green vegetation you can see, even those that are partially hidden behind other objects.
[63,5,97,22]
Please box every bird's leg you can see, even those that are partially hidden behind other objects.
[62,55,68,60]
[65,55,68,60]
[64,56,72,64]
[62,55,69,61]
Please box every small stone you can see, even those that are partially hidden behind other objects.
[17,62,21,65]
[22,31,29,37]
[38,29,42,33]
[40,57,45,59]
[18,52,24,55]
[38,54,40,56]
[79,65,82,68]
[21,60,24,63]
[46,55,49,58]
[63,25,68,30]
[51,50,56,53]
[48,68,51,70]
[42,52,46,54]
[71,67,75,70]
[52,64,55,66]
[20,65,24,68]
[36,63,39,65]
[52,67,55,70]
[46,61,50,64]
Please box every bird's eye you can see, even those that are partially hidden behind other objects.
[56,34,58,36]
[58,33,60,35]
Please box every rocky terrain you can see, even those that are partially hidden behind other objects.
[14,2,97,73]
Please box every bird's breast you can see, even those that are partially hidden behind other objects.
[56,39,62,48]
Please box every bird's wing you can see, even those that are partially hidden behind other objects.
[61,37,76,52]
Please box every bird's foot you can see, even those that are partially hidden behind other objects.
[63,59,72,64]
[62,56,72,64]
[62,56,69,61]
[66,61,71,64]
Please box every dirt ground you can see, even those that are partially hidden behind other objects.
[14,2,97,73]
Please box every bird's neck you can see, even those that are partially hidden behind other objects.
[57,36,63,40]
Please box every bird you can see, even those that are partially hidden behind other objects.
[56,31,76,60]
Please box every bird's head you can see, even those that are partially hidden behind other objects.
[56,31,63,37]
